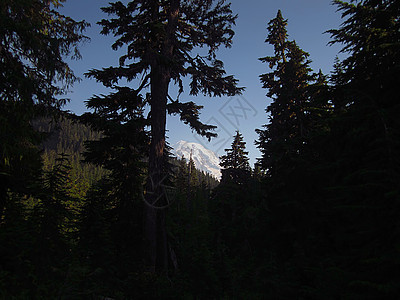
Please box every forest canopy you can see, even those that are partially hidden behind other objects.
[0,0,399,298]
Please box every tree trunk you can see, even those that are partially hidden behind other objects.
[143,0,180,273]
[144,64,169,272]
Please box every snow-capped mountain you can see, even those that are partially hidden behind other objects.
[173,140,221,180]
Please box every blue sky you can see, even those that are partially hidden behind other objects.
[60,0,344,166]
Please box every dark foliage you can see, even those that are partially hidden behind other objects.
[0,1,88,297]
[1,0,399,298]
[220,130,251,184]
[86,0,243,274]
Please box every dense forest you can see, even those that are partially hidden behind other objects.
[1,0,399,298]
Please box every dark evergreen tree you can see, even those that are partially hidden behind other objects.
[81,88,148,285]
[252,162,264,181]
[35,155,76,283]
[0,0,88,217]
[256,10,316,175]
[253,2,400,298]
[220,130,250,184]
[188,154,198,188]
[167,154,220,297]
[253,11,332,298]
[0,1,87,297]
[163,139,176,189]
[210,131,262,297]
[306,1,400,298]
[176,156,188,198]
[86,0,243,272]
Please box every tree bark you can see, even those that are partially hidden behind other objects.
[144,63,169,271]
[144,0,180,272]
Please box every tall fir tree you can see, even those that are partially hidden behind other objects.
[220,130,250,184]
[256,10,316,175]
[308,1,400,298]
[253,11,331,298]
[85,0,243,272]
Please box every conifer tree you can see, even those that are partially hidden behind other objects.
[38,154,75,268]
[0,0,88,218]
[176,156,188,196]
[254,11,327,297]
[0,3,87,294]
[255,10,316,175]
[184,152,199,214]
[309,1,400,297]
[252,163,264,181]
[86,0,243,271]
[211,131,261,296]
[81,93,148,277]
[220,131,250,184]
[257,2,400,298]
[188,153,198,189]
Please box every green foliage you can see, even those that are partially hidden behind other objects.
[35,116,106,199]
[75,121,148,298]
[253,13,326,296]
[0,156,79,298]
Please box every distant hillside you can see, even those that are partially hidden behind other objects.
[33,117,219,196]
[33,116,107,199]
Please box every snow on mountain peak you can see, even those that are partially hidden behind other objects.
[173,140,221,180]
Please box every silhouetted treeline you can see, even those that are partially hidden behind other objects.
[1,0,399,298]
